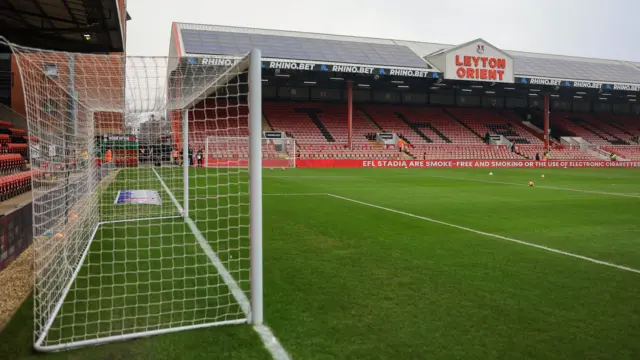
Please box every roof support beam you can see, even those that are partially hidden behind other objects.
[88,0,114,47]
[0,26,105,35]
[0,7,83,26]
[0,2,36,29]
[1,30,111,53]
[60,0,80,25]
[29,0,57,29]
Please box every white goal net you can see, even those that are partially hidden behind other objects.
[205,136,296,168]
[10,41,264,351]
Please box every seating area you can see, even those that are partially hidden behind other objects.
[516,145,602,161]
[206,138,283,159]
[413,145,523,160]
[551,112,620,146]
[265,102,402,159]
[184,100,640,162]
[297,143,404,160]
[359,104,430,146]
[0,154,25,174]
[600,115,640,140]
[188,99,250,149]
[447,108,542,144]
[603,146,640,160]
[0,170,39,201]
[312,103,377,144]
[0,118,30,200]
[264,102,326,144]
[579,115,637,144]
[407,107,483,144]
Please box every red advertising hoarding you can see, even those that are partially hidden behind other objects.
[295,159,640,169]
[207,159,291,167]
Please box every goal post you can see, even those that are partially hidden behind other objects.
[9,37,264,351]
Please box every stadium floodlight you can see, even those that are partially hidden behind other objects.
[7,38,264,351]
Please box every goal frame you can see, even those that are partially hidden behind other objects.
[24,48,264,352]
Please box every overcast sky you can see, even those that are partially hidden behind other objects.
[125,0,640,62]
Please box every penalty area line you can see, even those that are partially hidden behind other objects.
[326,193,640,275]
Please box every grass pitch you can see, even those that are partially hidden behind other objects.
[1,167,639,359]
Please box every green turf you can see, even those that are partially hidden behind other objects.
[1,167,640,359]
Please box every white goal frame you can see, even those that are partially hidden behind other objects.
[15,46,264,351]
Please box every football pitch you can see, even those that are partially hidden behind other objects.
[1,167,640,359]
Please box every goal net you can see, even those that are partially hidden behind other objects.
[205,136,296,168]
[10,40,264,351]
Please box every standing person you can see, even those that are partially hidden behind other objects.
[188,146,194,166]
[105,148,113,164]
[102,147,113,175]
[196,148,204,167]
[82,149,88,168]
[172,148,179,165]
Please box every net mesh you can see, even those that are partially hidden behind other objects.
[10,42,258,350]
[205,136,296,168]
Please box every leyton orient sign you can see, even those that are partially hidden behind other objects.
[445,40,514,83]
[424,39,515,84]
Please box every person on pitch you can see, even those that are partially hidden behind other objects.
[197,148,204,167]
[172,148,179,165]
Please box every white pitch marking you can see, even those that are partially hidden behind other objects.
[264,193,327,196]
[326,193,640,275]
[430,175,640,199]
[264,175,356,179]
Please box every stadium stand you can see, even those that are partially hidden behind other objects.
[600,115,640,140]
[189,99,250,148]
[447,108,542,145]
[602,145,640,160]
[264,102,325,144]
[206,137,286,160]
[260,102,640,161]
[0,118,31,200]
[417,144,523,160]
[297,143,403,160]
[551,112,623,145]
[582,115,636,144]
[264,101,403,159]
[516,145,603,161]
[359,104,432,145]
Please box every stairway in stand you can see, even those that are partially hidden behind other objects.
[307,112,335,142]
[395,112,432,143]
